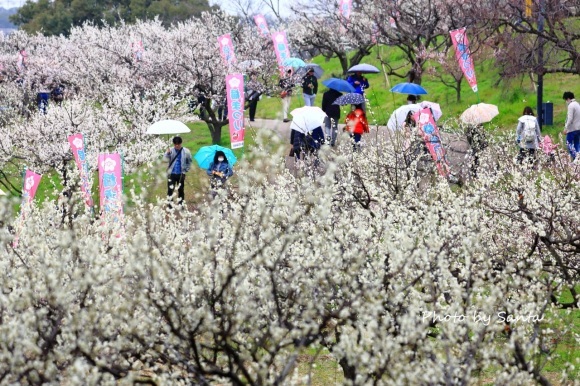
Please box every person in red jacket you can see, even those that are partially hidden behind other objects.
[345,104,369,148]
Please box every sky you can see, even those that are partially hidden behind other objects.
[210,0,292,18]
[0,0,24,8]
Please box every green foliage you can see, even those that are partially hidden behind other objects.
[10,0,218,36]
[258,45,577,139]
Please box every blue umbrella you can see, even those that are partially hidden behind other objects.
[348,63,380,73]
[194,145,238,170]
[332,93,365,106]
[322,78,355,93]
[390,82,428,95]
[283,57,306,68]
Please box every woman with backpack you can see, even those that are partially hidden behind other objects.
[516,106,542,165]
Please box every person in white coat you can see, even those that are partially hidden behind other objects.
[516,106,542,165]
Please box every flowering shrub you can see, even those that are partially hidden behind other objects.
[0,130,577,385]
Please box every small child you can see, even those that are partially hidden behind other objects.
[539,135,557,163]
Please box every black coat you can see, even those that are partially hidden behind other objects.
[301,74,318,95]
[321,89,342,119]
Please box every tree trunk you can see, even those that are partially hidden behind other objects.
[339,357,357,382]
[409,59,424,85]
[456,79,462,103]
[338,53,349,76]
[203,100,228,145]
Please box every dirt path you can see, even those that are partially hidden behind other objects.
[246,118,472,179]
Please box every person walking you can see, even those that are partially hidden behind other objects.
[245,73,265,122]
[344,104,369,149]
[301,68,318,106]
[206,150,234,198]
[321,88,342,146]
[164,136,193,206]
[562,91,580,160]
[516,106,542,165]
[346,72,369,110]
[279,68,294,122]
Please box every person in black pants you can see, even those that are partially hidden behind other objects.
[163,136,193,207]
[245,73,264,122]
[321,88,342,146]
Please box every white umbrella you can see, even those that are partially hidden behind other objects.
[0,188,6,196]
[238,60,263,71]
[460,103,499,125]
[289,106,327,134]
[387,104,421,131]
[146,120,191,135]
[419,101,442,121]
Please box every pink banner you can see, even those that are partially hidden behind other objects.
[22,169,42,206]
[68,133,94,209]
[413,108,450,177]
[450,28,478,93]
[271,31,291,76]
[218,33,237,67]
[13,169,42,247]
[98,153,123,222]
[253,14,270,36]
[339,0,352,20]
[226,74,245,149]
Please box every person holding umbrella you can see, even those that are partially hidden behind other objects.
[279,68,295,122]
[206,150,234,198]
[321,87,342,146]
[346,72,369,111]
[245,73,265,122]
[164,136,193,207]
[301,68,318,106]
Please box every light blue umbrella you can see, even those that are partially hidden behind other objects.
[322,78,355,93]
[348,63,380,73]
[332,93,365,106]
[194,145,237,170]
[390,82,428,95]
[283,57,307,68]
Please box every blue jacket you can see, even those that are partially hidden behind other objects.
[163,147,192,176]
[347,74,369,94]
[207,161,233,184]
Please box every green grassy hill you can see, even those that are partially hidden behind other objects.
[256,45,577,138]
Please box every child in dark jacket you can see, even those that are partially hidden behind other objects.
[207,151,234,198]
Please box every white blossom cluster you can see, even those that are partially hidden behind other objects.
[0,130,578,385]
[0,11,279,181]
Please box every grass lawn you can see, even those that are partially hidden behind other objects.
[256,45,577,140]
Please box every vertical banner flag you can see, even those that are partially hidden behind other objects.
[271,31,291,76]
[68,133,94,210]
[253,14,270,36]
[98,153,124,223]
[226,73,245,149]
[525,0,532,17]
[21,169,42,207]
[13,169,42,247]
[132,40,144,62]
[339,0,352,20]
[218,33,237,67]
[450,28,478,93]
[413,108,450,177]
